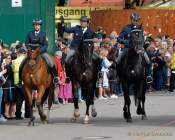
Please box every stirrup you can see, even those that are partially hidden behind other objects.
[53,77,59,86]
[146,76,153,84]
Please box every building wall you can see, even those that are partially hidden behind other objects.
[0,0,55,53]
[90,9,175,38]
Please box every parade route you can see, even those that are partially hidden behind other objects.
[1,92,175,140]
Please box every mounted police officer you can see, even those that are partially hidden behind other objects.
[60,15,94,64]
[20,19,59,85]
[117,13,153,83]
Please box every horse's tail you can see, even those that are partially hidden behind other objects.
[134,79,146,106]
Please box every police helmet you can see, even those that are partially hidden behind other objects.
[80,16,89,23]
[130,13,141,21]
[33,19,42,25]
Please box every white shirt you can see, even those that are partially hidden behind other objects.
[101,57,112,72]
[82,27,87,34]
[35,31,40,36]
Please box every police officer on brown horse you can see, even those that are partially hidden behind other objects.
[20,19,59,85]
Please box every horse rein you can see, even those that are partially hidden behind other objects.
[130,29,144,54]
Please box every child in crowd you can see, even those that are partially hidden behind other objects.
[96,48,112,99]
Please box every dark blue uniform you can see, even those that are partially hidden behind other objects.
[63,25,94,50]
[25,30,48,53]
[117,24,144,48]
[117,23,153,83]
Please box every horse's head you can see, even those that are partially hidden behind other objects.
[129,25,144,54]
[27,44,40,69]
[79,39,94,66]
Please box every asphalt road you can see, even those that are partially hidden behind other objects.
[1,91,175,140]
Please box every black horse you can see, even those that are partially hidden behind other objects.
[66,39,99,124]
[117,25,147,122]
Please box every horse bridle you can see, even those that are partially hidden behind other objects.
[27,50,41,72]
[130,29,144,54]
[81,39,94,66]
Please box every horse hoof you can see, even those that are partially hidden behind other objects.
[40,115,47,122]
[137,109,142,115]
[126,118,132,123]
[141,115,148,120]
[28,122,31,126]
[74,111,80,118]
[91,110,97,118]
[84,115,90,124]
[71,117,78,122]
[28,121,35,126]
[42,120,48,124]
[84,120,89,124]
[123,112,128,119]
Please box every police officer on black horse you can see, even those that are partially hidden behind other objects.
[61,16,99,124]
[117,12,153,84]
[20,19,59,85]
[60,15,94,64]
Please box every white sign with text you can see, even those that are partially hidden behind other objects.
[12,0,22,7]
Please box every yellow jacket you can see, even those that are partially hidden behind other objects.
[12,55,26,85]
[170,53,175,70]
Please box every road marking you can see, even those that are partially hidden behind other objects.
[72,136,112,140]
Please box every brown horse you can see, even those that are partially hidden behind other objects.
[22,44,54,126]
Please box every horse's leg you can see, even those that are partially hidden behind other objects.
[91,88,97,118]
[141,83,147,120]
[72,82,80,122]
[141,0,145,6]
[122,82,132,122]
[83,88,91,124]
[47,87,54,123]
[24,86,35,126]
[136,100,142,115]
[122,83,128,120]
[141,94,147,120]
[37,86,47,123]
[135,80,147,120]
[136,81,143,115]
[126,95,132,122]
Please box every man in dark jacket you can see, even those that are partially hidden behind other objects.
[117,13,152,83]
[21,19,59,85]
[61,16,94,63]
